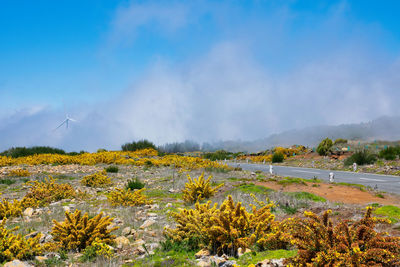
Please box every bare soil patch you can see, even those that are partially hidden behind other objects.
[254,180,400,206]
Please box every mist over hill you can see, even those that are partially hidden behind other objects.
[205,116,400,153]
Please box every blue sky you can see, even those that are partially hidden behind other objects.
[1,0,400,151]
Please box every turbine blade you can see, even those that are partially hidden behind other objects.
[68,118,77,122]
[53,120,67,131]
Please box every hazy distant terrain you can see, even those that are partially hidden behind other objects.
[207,116,400,152]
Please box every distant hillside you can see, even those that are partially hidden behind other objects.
[207,116,400,153]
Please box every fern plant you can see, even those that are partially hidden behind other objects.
[51,210,118,251]
[182,172,223,203]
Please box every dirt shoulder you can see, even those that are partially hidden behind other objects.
[254,180,400,206]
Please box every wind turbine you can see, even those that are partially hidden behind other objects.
[54,114,77,131]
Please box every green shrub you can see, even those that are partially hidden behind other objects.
[378,147,398,160]
[344,150,376,166]
[121,139,156,152]
[0,179,16,185]
[277,177,307,186]
[144,160,153,167]
[0,146,66,158]
[203,150,233,161]
[105,166,119,173]
[287,192,326,202]
[271,152,284,163]
[316,138,333,156]
[126,178,145,191]
[374,205,400,224]
[333,138,347,145]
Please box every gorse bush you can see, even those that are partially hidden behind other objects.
[108,188,151,206]
[52,210,118,251]
[271,152,284,163]
[286,207,400,266]
[126,178,145,190]
[8,168,30,177]
[24,177,76,206]
[80,239,114,262]
[81,170,112,187]
[165,195,289,257]
[344,149,377,166]
[0,149,226,171]
[121,139,157,152]
[105,165,119,173]
[317,138,333,156]
[0,146,66,158]
[182,172,223,203]
[0,219,43,262]
[0,199,24,220]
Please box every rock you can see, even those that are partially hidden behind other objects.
[195,248,210,259]
[237,247,251,257]
[210,255,227,266]
[133,239,145,247]
[62,206,70,213]
[23,208,34,217]
[150,204,159,209]
[122,227,132,236]
[140,218,155,229]
[35,208,43,215]
[255,258,285,267]
[40,234,53,243]
[133,246,146,255]
[3,260,33,267]
[34,256,48,262]
[196,259,211,267]
[220,260,237,267]
[147,212,157,217]
[148,242,159,251]
[115,236,130,249]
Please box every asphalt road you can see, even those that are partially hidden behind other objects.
[227,162,400,195]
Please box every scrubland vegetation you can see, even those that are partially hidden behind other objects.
[0,142,399,266]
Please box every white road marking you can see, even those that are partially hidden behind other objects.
[292,170,320,174]
[359,177,385,182]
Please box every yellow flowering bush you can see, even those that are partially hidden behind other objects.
[23,176,75,206]
[182,172,223,203]
[51,210,118,251]
[0,149,229,172]
[81,170,112,187]
[107,188,151,206]
[81,238,114,261]
[164,195,288,256]
[0,199,24,220]
[8,168,31,177]
[0,219,43,262]
[286,207,400,266]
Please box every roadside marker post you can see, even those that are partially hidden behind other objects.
[329,172,335,183]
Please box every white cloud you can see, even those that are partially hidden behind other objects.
[1,1,400,152]
[107,1,189,47]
